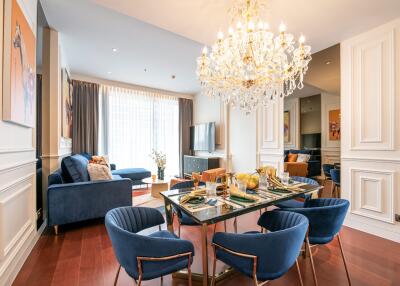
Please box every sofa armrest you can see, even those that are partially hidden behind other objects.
[110,164,116,171]
[48,178,132,226]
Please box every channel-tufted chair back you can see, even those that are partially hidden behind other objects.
[213,211,308,281]
[285,198,349,244]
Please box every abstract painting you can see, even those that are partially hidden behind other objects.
[284,110,290,143]
[3,0,36,127]
[62,68,73,138]
[329,109,341,140]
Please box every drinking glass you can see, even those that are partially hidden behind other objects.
[281,172,290,185]
[151,174,156,182]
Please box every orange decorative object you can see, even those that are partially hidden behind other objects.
[287,153,298,162]
[284,162,308,177]
[201,168,226,182]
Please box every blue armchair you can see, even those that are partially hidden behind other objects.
[105,207,194,286]
[47,154,132,234]
[275,176,319,209]
[280,198,351,286]
[330,168,341,197]
[212,211,308,285]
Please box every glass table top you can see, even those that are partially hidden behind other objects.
[160,183,322,225]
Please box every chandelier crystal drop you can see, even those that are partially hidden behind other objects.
[196,0,312,113]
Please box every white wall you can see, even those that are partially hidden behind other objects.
[321,93,340,164]
[229,108,257,172]
[341,18,400,242]
[0,0,39,285]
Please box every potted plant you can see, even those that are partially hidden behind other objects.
[150,150,166,180]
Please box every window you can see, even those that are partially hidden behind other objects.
[99,85,179,177]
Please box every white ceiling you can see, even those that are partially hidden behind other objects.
[40,0,203,94]
[41,0,400,94]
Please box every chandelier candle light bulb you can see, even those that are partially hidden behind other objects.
[196,0,312,113]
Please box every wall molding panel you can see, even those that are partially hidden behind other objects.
[341,17,400,242]
[349,28,395,151]
[350,168,394,223]
[257,98,284,171]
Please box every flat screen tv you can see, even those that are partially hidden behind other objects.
[190,122,216,152]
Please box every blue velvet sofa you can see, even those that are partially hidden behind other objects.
[284,149,321,177]
[47,154,132,233]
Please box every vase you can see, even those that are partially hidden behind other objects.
[157,167,165,181]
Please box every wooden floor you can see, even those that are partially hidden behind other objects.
[12,206,400,286]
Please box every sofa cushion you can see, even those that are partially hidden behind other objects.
[297,154,311,163]
[112,168,151,181]
[87,163,113,181]
[61,154,90,183]
[287,153,298,162]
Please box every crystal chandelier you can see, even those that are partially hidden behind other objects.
[196,0,312,113]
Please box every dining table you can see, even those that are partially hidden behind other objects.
[160,181,322,286]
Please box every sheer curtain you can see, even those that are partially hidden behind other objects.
[99,85,180,177]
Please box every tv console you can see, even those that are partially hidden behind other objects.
[183,155,219,178]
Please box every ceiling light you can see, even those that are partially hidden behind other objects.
[112,48,118,52]
[171,75,176,79]
[107,71,112,74]
[325,60,332,65]
[196,0,312,114]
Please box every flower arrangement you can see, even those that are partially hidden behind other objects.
[150,149,166,169]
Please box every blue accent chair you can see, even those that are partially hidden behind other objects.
[330,169,341,198]
[105,206,194,286]
[280,198,351,286]
[211,211,308,285]
[47,154,132,234]
[170,181,226,236]
[274,176,319,209]
[323,164,335,180]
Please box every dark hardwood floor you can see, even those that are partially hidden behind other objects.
[12,206,400,286]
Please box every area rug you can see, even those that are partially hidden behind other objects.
[132,193,165,213]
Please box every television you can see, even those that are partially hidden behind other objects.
[190,122,216,152]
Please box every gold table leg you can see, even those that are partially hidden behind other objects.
[164,200,174,233]
[201,223,209,286]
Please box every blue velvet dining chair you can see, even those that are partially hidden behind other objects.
[170,180,227,236]
[211,211,309,286]
[323,164,335,181]
[280,198,351,286]
[330,169,341,198]
[274,176,319,209]
[105,206,194,286]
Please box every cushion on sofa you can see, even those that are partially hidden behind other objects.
[111,168,151,181]
[297,154,311,163]
[87,163,113,181]
[287,153,298,162]
[61,154,90,183]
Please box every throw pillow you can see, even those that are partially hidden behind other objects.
[61,154,90,183]
[87,163,113,181]
[287,153,298,162]
[297,154,311,163]
[90,155,109,167]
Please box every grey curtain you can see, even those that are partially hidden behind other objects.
[72,80,99,155]
[179,98,193,177]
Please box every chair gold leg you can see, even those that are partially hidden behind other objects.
[213,223,217,235]
[178,223,181,238]
[114,265,121,286]
[295,259,304,286]
[54,225,59,235]
[233,217,238,233]
[337,234,351,285]
[306,237,318,286]
[137,275,142,286]
[211,245,217,286]
[224,220,227,232]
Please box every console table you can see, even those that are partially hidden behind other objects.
[183,155,219,177]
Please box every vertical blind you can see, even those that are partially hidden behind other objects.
[99,85,180,176]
